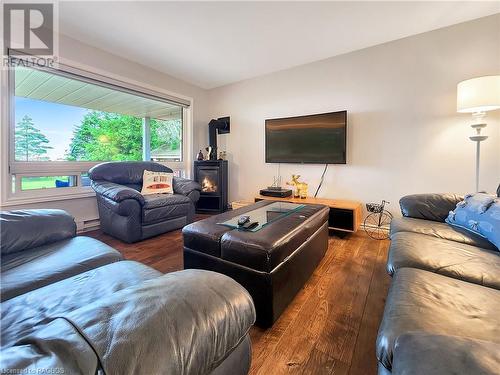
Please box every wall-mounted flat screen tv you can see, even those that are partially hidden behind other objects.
[265,110,347,164]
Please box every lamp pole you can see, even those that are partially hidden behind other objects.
[457,76,500,192]
[469,112,488,192]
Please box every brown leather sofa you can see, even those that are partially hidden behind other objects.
[1,209,255,375]
[376,193,500,375]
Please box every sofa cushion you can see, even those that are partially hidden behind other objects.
[143,193,191,209]
[392,333,500,375]
[387,232,500,290]
[1,260,161,347]
[0,236,122,301]
[390,217,496,250]
[376,268,500,371]
[142,194,191,224]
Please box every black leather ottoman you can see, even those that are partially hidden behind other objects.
[183,200,329,327]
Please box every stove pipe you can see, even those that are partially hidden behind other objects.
[208,117,230,160]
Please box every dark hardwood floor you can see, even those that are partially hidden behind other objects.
[87,219,390,375]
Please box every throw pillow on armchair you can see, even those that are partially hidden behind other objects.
[141,170,173,195]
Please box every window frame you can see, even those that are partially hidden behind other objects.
[2,57,193,206]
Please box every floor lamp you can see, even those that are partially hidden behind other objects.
[457,75,500,192]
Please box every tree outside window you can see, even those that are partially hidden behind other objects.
[15,115,53,161]
[66,111,181,162]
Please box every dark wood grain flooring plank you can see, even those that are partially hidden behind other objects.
[312,235,380,367]
[348,240,391,375]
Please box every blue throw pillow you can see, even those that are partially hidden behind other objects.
[480,200,500,250]
[446,193,500,251]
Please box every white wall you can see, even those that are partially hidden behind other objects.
[1,34,208,227]
[207,15,500,216]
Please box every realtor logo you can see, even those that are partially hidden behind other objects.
[3,3,54,55]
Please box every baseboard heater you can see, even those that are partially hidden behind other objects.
[77,218,100,233]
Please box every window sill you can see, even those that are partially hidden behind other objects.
[1,190,96,207]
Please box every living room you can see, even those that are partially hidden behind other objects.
[1,2,499,375]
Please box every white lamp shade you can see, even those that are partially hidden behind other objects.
[457,75,500,113]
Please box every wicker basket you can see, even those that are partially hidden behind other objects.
[366,203,384,213]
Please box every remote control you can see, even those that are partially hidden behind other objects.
[241,221,259,230]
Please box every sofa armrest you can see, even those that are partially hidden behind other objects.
[186,189,201,204]
[92,181,145,206]
[0,209,76,255]
[173,177,201,198]
[399,193,464,222]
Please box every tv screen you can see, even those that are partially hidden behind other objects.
[265,110,347,164]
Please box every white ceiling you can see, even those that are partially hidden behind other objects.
[59,1,500,89]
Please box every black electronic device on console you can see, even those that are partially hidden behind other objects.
[260,188,293,198]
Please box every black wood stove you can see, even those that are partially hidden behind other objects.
[194,160,228,213]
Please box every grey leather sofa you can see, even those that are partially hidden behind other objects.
[376,193,500,375]
[89,161,201,243]
[0,209,256,375]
